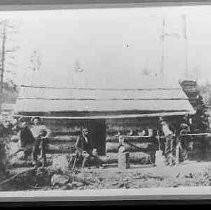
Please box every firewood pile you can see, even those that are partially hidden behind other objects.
[180,80,211,159]
[0,138,7,177]
[180,80,200,109]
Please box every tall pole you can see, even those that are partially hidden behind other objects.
[160,17,165,77]
[0,21,6,113]
[182,14,188,78]
[160,17,180,78]
[0,22,6,93]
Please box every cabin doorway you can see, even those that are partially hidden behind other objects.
[88,119,106,156]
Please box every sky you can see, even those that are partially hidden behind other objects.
[0,4,211,87]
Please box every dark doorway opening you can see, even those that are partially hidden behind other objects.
[88,120,106,155]
[88,119,106,156]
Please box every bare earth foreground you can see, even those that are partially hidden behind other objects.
[3,160,211,191]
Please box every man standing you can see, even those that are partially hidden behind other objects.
[30,117,51,167]
[18,118,35,160]
[178,123,191,162]
[159,118,176,166]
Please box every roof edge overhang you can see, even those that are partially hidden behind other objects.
[14,110,196,120]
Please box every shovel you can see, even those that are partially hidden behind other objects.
[155,133,166,167]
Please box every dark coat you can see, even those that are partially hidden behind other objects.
[75,135,92,154]
[20,126,35,147]
[0,124,6,138]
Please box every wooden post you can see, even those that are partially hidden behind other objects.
[175,141,180,165]
[118,152,130,170]
[118,141,130,170]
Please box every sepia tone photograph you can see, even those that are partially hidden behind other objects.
[0,2,211,199]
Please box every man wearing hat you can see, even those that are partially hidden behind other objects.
[16,117,35,160]
[75,127,92,168]
[75,127,102,168]
[30,116,51,167]
[158,117,176,166]
[178,123,191,162]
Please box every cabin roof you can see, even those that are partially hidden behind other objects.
[14,77,195,119]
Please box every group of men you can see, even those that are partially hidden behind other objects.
[13,116,50,167]
[12,117,102,169]
[2,114,193,169]
[158,116,192,166]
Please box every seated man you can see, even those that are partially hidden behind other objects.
[75,127,102,168]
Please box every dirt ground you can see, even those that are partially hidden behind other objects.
[4,160,211,191]
[3,142,211,191]
[72,161,211,190]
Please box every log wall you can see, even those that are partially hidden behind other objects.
[34,117,209,165]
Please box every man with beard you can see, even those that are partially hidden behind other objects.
[75,127,102,168]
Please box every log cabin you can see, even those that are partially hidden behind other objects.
[13,76,196,164]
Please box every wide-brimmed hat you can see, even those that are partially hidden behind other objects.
[31,116,42,123]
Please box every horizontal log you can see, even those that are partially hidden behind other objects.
[46,143,75,154]
[50,135,155,143]
[49,135,78,143]
[130,152,154,164]
[48,142,75,148]
[106,121,158,130]
[51,131,81,136]
[106,136,120,143]
[106,142,156,153]
[181,133,210,137]
[106,133,210,143]
[101,152,154,164]
[106,136,155,143]
[50,134,156,143]
[106,125,157,132]
[106,130,121,136]
[99,154,117,164]
[123,136,155,141]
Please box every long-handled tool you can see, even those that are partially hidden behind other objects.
[155,131,166,167]
[175,138,181,165]
[71,153,78,170]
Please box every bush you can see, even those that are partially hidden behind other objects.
[0,138,7,176]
